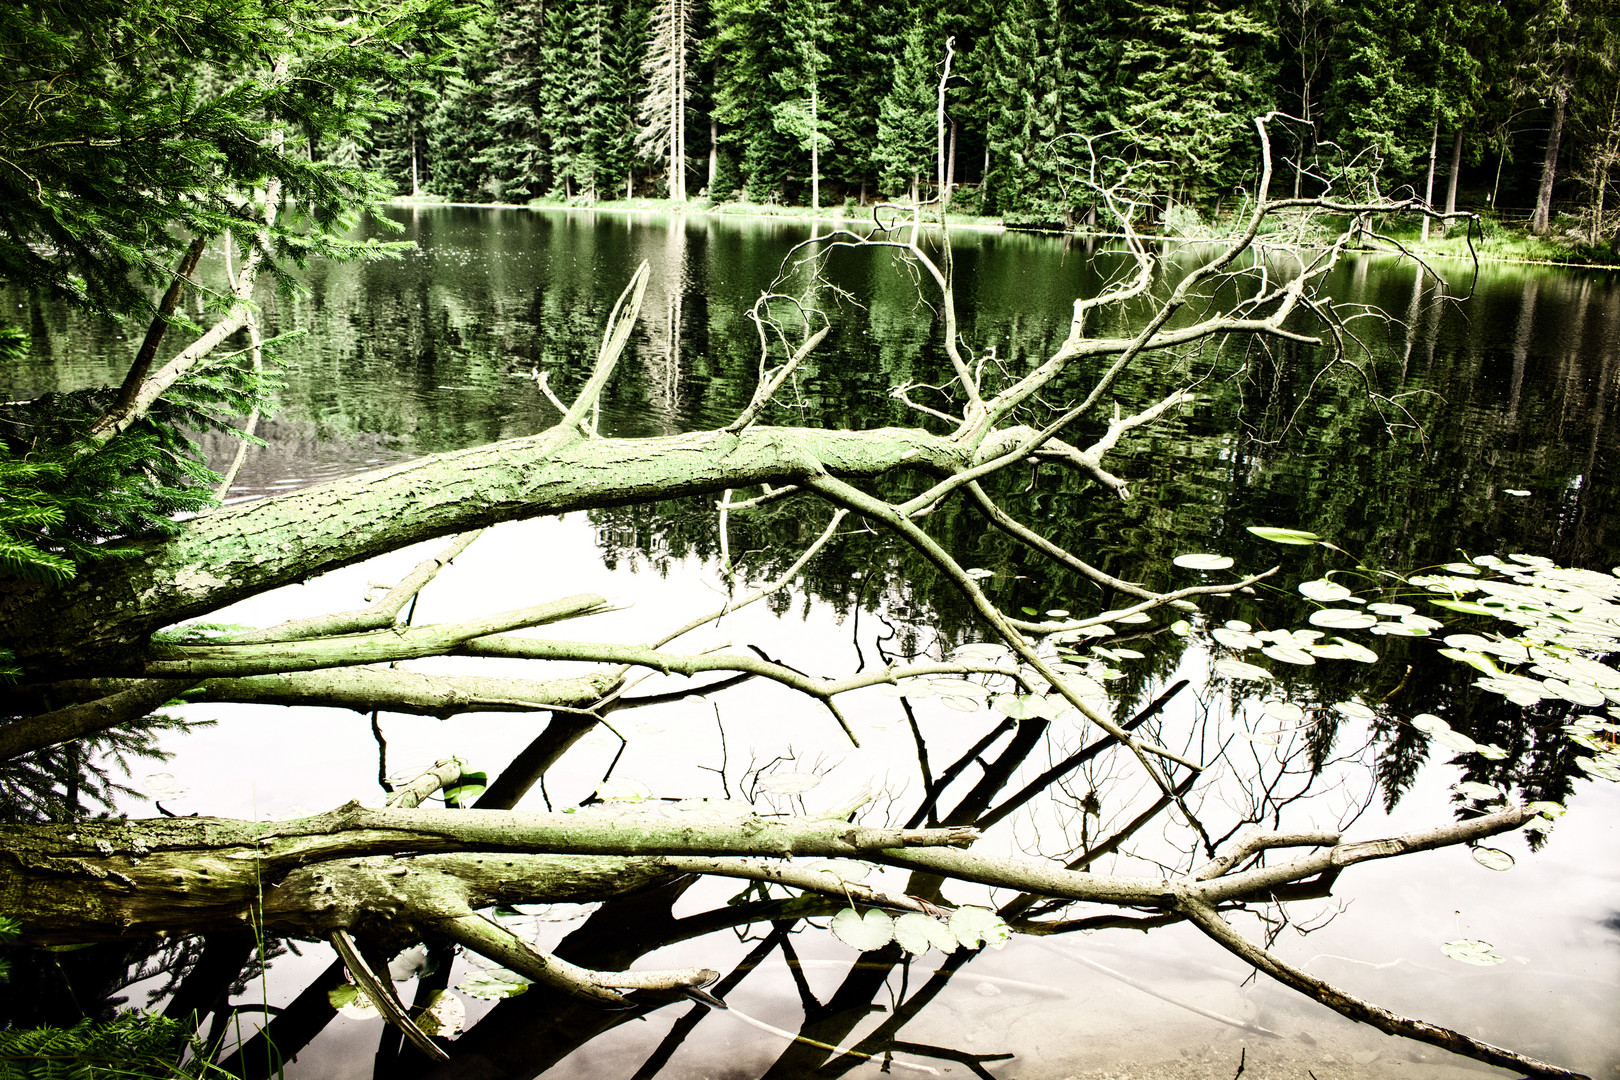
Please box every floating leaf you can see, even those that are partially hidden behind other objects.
[1577,756,1620,782]
[1044,608,1071,618]
[456,967,531,1000]
[1471,846,1515,871]
[1503,489,1532,497]
[1308,608,1379,630]
[832,907,895,951]
[953,643,1013,665]
[1438,648,1501,676]
[964,567,994,579]
[1441,939,1504,966]
[328,985,370,1015]
[1247,526,1321,545]
[1333,701,1376,721]
[1212,627,1261,650]
[1225,620,1253,631]
[1441,562,1482,575]
[414,990,466,1037]
[1173,553,1235,570]
[1299,579,1354,602]
[1328,638,1379,663]
[388,945,431,981]
[1429,599,1503,618]
[1433,728,1485,753]
[940,695,983,713]
[1171,620,1192,636]
[758,772,822,795]
[1410,713,1449,733]
[1543,679,1606,707]
[1262,700,1306,724]
[992,694,1033,719]
[1370,621,1429,637]
[948,906,1012,950]
[1213,658,1274,681]
[1366,602,1415,617]
[1261,644,1316,666]
[1453,781,1503,802]
[893,913,957,955]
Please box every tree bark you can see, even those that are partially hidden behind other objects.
[1441,127,1464,234]
[0,423,1024,675]
[1534,79,1570,234]
[1421,114,1439,242]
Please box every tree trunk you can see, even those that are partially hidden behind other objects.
[810,80,820,214]
[0,804,975,944]
[1441,127,1464,233]
[1534,79,1570,234]
[1421,114,1439,242]
[0,423,1043,676]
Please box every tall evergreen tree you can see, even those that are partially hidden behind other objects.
[875,18,942,200]
[480,0,554,201]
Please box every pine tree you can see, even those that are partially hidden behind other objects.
[875,18,941,200]
[1106,0,1275,204]
[480,0,555,200]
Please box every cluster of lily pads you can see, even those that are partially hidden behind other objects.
[1174,534,1620,787]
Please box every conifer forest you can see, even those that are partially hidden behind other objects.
[371,0,1616,236]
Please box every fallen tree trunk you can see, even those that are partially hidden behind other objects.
[0,423,999,676]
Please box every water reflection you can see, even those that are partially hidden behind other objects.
[3,209,1619,1076]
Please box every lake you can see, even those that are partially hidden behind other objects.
[3,206,1618,1079]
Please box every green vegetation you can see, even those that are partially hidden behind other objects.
[334,0,1620,257]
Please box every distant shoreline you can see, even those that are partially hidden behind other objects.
[384,196,1620,270]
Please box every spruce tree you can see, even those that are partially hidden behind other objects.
[875,18,942,200]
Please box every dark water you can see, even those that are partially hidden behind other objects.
[3,208,1618,1078]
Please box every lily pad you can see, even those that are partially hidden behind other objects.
[1440,939,1504,966]
[414,989,466,1038]
[1470,846,1515,871]
[1213,658,1274,681]
[1212,627,1262,650]
[456,967,531,1000]
[948,906,1012,950]
[893,912,958,956]
[1246,526,1321,545]
[832,907,895,951]
[1308,608,1379,630]
[1262,700,1306,724]
[1326,637,1379,663]
[1261,644,1316,666]
[1173,553,1235,571]
[1299,579,1355,602]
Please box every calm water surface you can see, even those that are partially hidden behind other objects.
[3,207,1618,1079]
